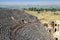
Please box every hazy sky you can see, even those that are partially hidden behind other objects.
[0,0,60,2]
[0,0,60,5]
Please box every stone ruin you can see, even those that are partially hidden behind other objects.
[0,8,53,40]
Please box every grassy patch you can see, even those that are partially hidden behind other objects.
[25,10,60,23]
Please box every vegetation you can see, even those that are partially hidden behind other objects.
[25,8,60,24]
[23,7,60,11]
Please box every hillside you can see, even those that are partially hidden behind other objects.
[25,10,60,24]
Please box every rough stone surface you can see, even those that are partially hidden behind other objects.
[0,8,53,40]
[16,23,53,40]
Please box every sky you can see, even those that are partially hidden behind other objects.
[0,0,60,5]
[0,0,60,2]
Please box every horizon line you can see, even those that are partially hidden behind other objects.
[0,2,60,5]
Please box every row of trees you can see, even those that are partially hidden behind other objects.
[23,8,60,12]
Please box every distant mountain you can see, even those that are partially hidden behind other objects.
[0,5,60,9]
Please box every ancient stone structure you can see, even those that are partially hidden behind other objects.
[0,8,53,40]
